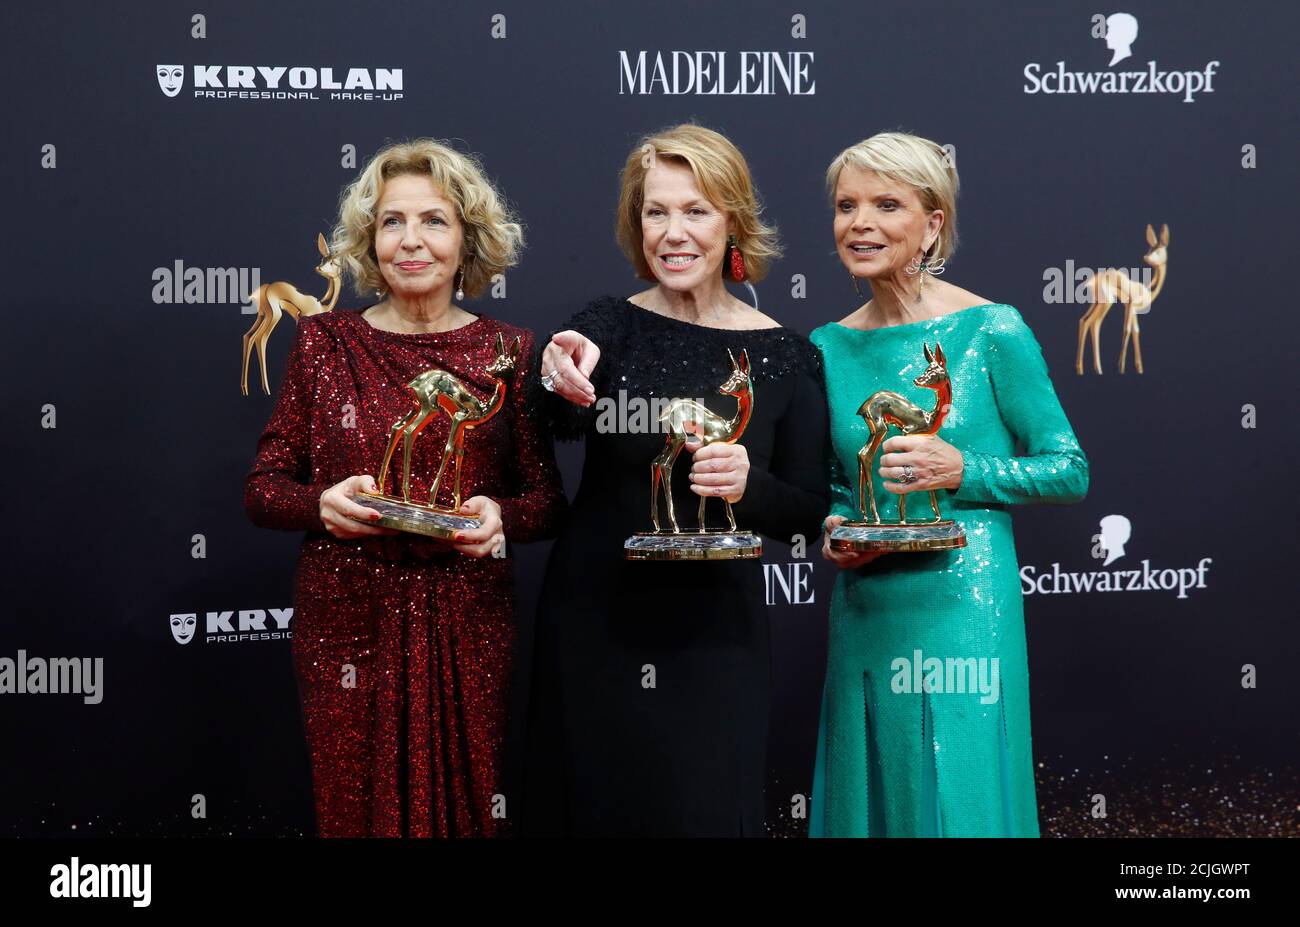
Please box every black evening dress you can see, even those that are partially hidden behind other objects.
[522,296,830,836]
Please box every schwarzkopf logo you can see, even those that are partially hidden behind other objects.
[1020,514,1212,599]
[154,64,403,102]
[1102,12,1139,66]
[1022,13,1220,103]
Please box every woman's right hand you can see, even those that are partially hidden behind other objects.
[541,330,599,407]
[821,515,885,569]
[320,475,400,539]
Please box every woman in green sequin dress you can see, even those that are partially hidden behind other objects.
[809,133,1088,837]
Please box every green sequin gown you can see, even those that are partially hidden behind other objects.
[808,303,1088,837]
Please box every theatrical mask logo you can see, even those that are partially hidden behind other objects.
[170,613,197,645]
[156,65,184,97]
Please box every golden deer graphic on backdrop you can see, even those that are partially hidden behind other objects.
[240,233,342,395]
[1076,223,1169,375]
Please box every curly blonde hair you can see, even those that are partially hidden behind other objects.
[331,139,523,298]
[616,123,781,283]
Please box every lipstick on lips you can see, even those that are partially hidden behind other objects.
[658,252,699,272]
[396,260,431,271]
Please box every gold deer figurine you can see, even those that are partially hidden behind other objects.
[1076,223,1169,375]
[241,233,342,395]
[651,348,753,534]
[856,342,952,525]
[375,332,522,513]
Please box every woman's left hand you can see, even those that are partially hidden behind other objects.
[879,435,964,494]
[687,434,750,504]
[450,496,505,558]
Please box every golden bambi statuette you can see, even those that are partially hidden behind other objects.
[352,332,522,539]
[830,341,967,554]
[624,348,763,561]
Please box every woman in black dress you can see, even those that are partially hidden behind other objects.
[522,124,829,836]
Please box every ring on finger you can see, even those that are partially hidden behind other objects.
[900,465,917,484]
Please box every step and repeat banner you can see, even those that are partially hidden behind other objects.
[3,0,1296,836]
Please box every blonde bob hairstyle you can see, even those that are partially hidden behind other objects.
[331,138,523,299]
[616,123,781,283]
[825,131,959,262]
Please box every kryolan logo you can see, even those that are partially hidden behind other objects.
[169,614,196,645]
[171,608,293,645]
[154,64,403,102]
[1023,13,1220,103]
[156,65,184,97]
[1020,514,1212,599]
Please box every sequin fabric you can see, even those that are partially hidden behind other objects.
[808,304,1089,837]
[547,295,828,439]
[244,308,566,837]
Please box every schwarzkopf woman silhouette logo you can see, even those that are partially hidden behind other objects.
[1021,14,1220,102]
[1018,515,1212,599]
[1103,13,1139,66]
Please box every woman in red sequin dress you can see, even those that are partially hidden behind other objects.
[244,140,565,837]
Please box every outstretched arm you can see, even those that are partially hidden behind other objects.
[540,297,625,441]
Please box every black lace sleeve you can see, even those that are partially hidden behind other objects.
[539,295,629,442]
[731,337,832,544]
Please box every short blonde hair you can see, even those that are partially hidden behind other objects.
[616,124,781,283]
[331,138,523,298]
[825,131,959,262]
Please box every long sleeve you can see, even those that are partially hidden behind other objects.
[733,354,832,544]
[486,329,568,543]
[820,338,860,523]
[827,444,859,523]
[244,319,332,532]
[540,296,625,442]
[952,311,1089,506]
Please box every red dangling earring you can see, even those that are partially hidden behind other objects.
[727,234,748,282]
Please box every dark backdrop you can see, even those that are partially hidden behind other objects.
[3,0,1296,837]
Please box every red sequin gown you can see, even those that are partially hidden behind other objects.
[244,308,565,837]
